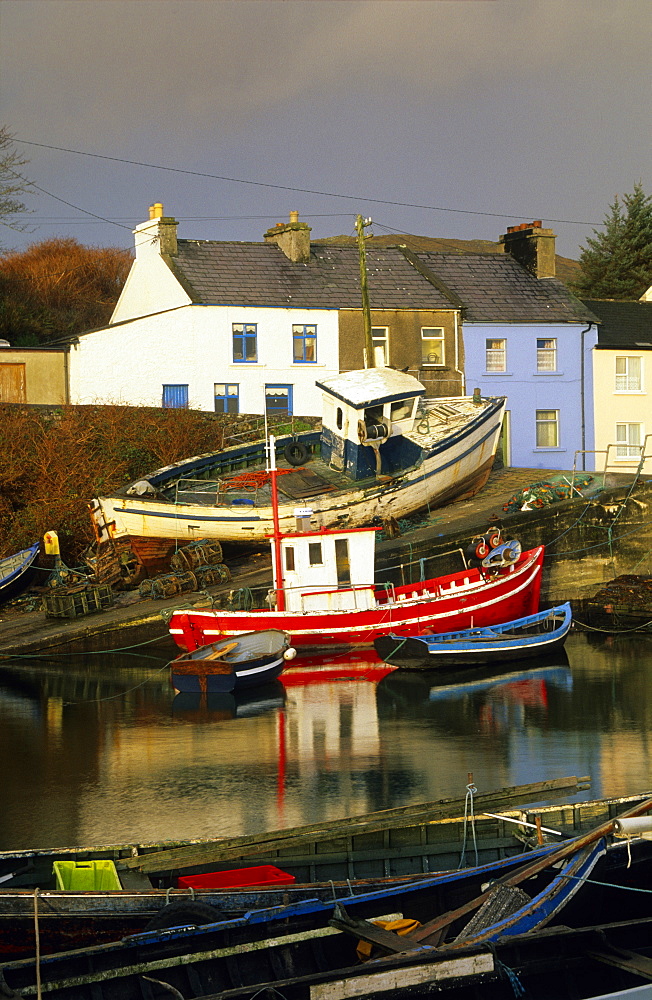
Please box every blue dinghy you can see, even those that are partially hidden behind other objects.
[0,541,40,605]
[374,602,573,669]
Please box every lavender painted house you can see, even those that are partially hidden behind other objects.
[413,225,600,471]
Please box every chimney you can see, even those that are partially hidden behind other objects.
[499,221,556,278]
[264,211,311,263]
[133,203,178,259]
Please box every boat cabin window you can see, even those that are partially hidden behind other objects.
[285,546,295,572]
[336,407,343,430]
[390,399,412,421]
[335,538,351,586]
[363,405,384,427]
[308,542,323,566]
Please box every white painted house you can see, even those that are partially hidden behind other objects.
[68,206,340,416]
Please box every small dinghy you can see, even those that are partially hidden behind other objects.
[0,542,40,605]
[171,629,295,694]
[374,602,573,669]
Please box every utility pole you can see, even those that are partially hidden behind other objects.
[356,214,374,367]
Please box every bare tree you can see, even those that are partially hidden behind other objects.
[0,127,32,240]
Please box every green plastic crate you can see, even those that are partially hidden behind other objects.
[53,860,121,891]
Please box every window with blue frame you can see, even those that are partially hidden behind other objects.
[214,383,239,414]
[232,323,257,363]
[293,324,317,363]
[265,384,292,416]
[162,384,189,408]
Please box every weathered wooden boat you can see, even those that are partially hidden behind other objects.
[0,777,598,955]
[168,526,545,650]
[170,629,296,694]
[2,804,651,1000]
[0,541,39,605]
[374,602,573,669]
[90,369,506,570]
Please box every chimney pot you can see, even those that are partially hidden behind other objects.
[264,212,312,263]
[149,203,164,219]
[499,220,556,278]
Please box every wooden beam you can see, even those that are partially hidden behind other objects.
[125,776,591,873]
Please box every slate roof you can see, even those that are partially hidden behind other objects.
[171,240,455,310]
[414,252,598,324]
[322,233,582,287]
[583,300,652,349]
[167,238,598,324]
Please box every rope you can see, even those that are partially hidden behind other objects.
[561,871,652,894]
[0,634,171,662]
[33,888,42,1000]
[573,617,652,634]
[458,782,479,869]
[495,957,526,997]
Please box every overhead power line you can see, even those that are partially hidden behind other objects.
[15,138,601,228]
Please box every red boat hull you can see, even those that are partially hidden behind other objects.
[169,546,545,651]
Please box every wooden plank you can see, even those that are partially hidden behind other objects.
[587,948,652,981]
[124,777,590,873]
[309,952,495,1000]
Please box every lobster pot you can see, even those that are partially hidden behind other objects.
[170,539,224,572]
[138,578,155,598]
[151,571,197,599]
[194,564,231,588]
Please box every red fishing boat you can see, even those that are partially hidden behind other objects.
[169,437,544,650]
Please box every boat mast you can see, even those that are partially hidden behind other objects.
[268,434,285,612]
[356,214,375,367]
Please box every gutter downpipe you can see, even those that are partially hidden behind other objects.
[580,322,594,473]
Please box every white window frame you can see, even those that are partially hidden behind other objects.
[486,338,506,372]
[615,422,643,459]
[536,409,559,448]
[421,327,445,366]
[371,327,389,366]
[615,356,642,392]
[537,338,557,372]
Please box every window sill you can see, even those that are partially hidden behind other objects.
[483,371,513,376]
[614,390,645,394]
[534,447,567,453]
[532,371,564,376]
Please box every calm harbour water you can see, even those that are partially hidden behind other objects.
[0,627,651,851]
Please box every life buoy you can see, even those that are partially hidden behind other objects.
[284,441,309,467]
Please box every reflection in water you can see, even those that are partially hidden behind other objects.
[0,631,651,850]
[172,683,286,721]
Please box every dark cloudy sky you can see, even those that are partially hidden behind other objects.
[2,0,651,259]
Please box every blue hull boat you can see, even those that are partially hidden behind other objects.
[374,602,573,669]
[1,825,651,1000]
[0,541,39,605]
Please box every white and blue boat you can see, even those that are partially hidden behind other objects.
[374,602,573,669]
[0,541,40,605]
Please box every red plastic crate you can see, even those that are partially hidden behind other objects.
[177,865,295,890]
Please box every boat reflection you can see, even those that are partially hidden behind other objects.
[280,646,395,687]
[376,652,572,725]
[171,680,286,721]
